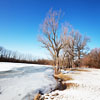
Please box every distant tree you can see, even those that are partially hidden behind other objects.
[0,46,3,51]
[0,46,6,58]
[82,48,100,68]
[0,46,3,58]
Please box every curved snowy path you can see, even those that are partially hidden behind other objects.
[0,62,57,100]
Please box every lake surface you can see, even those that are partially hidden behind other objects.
[0,63,57,100]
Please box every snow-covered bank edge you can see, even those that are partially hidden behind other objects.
[0,62,58,100]
[34,70,73,100]
[23,70,58,100]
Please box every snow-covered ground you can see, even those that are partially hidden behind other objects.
[1,63,100,100]
[43,68,100,100]
[0,62,57,100]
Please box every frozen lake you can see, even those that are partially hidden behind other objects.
[0,62,57,100]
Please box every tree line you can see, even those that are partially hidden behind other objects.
[0,46,53,65]
[81,48,100,68]
[0,46,100,69]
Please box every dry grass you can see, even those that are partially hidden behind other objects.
[66,83,79,89]
[34,93,41,100]
[54,73,72,81]
[71,68,89,72]
[52,93,59,96]
[65,68,72,71]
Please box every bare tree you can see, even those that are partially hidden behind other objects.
[82,48,100,68]
[0,46,3,58]
[62,28,90,68]
[74,32,90,67]
[38,9,90,71]
[62,28,77,68]
[38,9,65,74]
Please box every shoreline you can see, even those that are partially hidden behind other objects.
[34,71,73,100]
[36,68,100,100]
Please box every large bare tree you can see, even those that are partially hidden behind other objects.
[38,9,64,74]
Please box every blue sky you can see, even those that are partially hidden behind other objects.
[0,0,100,59]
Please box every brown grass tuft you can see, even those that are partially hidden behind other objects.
[54,73,72,81]
[34,93,41,100]
[52,93,59,96]
[71,68,89,72]
[50,97,54,99]
[66,83,79,89]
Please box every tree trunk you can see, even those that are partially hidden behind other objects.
[54,56,61,74]
[78,50,81,67]
[72,56,75,68]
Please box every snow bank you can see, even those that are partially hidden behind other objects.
[0,62,57,100]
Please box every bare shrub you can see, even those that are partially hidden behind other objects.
[81,48,100,68]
